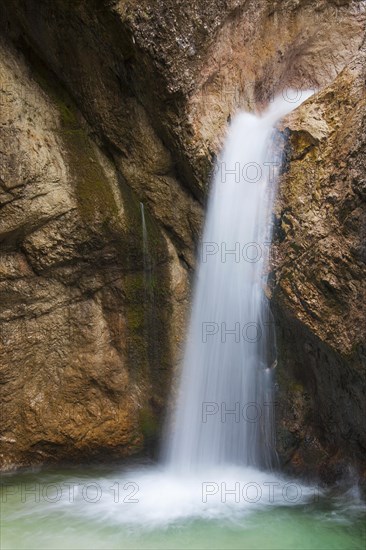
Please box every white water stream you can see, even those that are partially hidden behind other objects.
[165,91,313,472]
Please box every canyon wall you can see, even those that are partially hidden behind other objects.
[0,0,365,479]
[272,50,366,481]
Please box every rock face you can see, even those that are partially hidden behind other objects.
[0,0,365,475]
[0,38,185,469]
[272,51,366,482]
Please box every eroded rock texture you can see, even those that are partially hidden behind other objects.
[0,0,365,476]
[272,50,366,482]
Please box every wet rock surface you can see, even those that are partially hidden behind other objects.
[272,50,366,481]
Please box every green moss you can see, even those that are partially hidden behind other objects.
[139,407,159,441]
[124,272,145,299]
[290,382,305,394]
[58,102,78,128]
[126,308,144,331]
[64,128,120,224]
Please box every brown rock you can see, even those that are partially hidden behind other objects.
[272,50,366,480]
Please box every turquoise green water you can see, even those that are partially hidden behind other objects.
[1,464,365,550]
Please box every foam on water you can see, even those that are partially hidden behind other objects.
[4,465,321,530]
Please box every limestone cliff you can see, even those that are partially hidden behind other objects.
[0,0,365,478]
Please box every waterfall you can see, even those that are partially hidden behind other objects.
[140,202,157,363]
[164,92,312,473]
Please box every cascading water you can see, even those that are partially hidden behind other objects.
[165,91,313,473]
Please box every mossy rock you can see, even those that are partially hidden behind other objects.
[25,45,121,228]
[139,406,159,441]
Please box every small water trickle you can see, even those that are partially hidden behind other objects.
[140,202,152,295]
[140,201,156,358]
